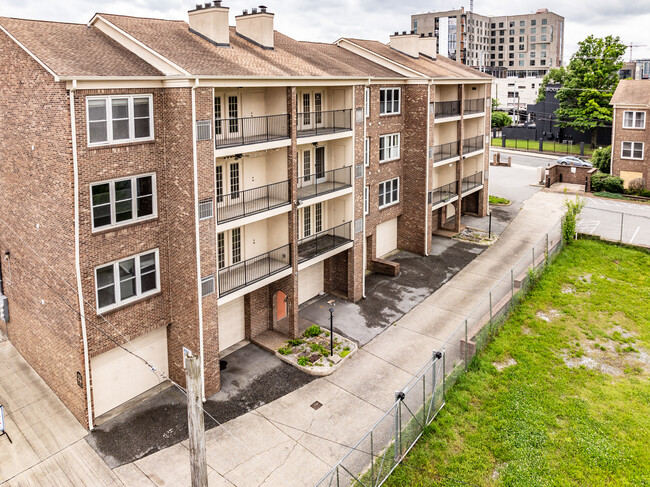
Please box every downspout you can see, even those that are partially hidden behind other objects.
[70,80,94,429]
[424,81,432,256]
[191,78,206,400]
[362,78,370,298]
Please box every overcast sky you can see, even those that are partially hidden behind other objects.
[1,0,649,63]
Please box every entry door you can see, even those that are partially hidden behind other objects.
[276,291,287,321]
[300,202,324,239]
[299,91,323,130]
[315,147,326,183]
[216,161,241,201]
[217,227,243,269]
[215,92,240,138]
[301,149,313,187]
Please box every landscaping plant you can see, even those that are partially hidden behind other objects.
[562,196,585,244]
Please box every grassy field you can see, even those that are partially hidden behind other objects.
[491,138,595,157]
[386,240,650,486]
[489,195,511,205]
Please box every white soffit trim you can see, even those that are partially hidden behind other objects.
[90,15,190,76]
[0,25,59,81]
[336,39,426,78]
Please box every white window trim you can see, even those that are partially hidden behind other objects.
[364,186,369,215]
[86,94,154,147]
[379,133,400,163]
[378,177,400,209]
[94,249,160,312]
[379,87,401,116]
[621,141,644,160]
[622,111,646,130]
[90,173,158,232]
[364,137,370,166]
[364,87,370,117]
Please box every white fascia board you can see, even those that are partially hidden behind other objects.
[0,25,59,81]
[90,15,190,76]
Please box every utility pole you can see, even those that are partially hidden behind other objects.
[185,353,208,487]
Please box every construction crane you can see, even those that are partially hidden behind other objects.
[626,42,647,62]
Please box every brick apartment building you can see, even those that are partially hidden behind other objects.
[611,80,650,187]
[0,3,491,429]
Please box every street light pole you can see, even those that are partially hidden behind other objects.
[328,308,334,356]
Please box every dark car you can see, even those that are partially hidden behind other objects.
[556,156,593,168]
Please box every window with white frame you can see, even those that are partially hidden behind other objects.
[379,88,401,115]
[95,250,159,311]
[91,174,156,230]
[364,186,369,215]
[364,137,370,166]
[201,275,215,297]
[365,87,370,117]
[87,95,153,146]
[199,198,213,220]
[623,111,646,129]
[622,141,644,159]
[379,133,400,162]
[378,178,399,208]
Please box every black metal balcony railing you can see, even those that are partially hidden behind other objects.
[431,181,458,206]
[297,166,352,201]
[433,141,459,163]
[218,244,291,297]
[435,100,461,118]
[463,135,484,154]
[216,180,290,223]
[297,222,352,263]
[464,98,485,114]
[215,114,290,149]
[461,171,483,193]
[296,109,352,137]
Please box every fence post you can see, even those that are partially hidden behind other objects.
[432,350,437,411]
[370,431,375,484]
[464,319,468,371]
[620,213,624,244]
[502,134,506,148]
[394,391,401,462]
[539,138,543,152]
[442,347,446,402]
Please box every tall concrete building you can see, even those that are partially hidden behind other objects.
[411,7,564,79]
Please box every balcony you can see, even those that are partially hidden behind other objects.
[462,135,484,154]
[296,109,352,138]
[464,98,485,114]
[461,171,483,193]
[431,181,458,206]
[297,166,352,202]
[434,100,461,118]
[297,222,352,263]
[215,114,290,149]
[218,244,291,297]
[216,180,290,224]
[433,141,459,163]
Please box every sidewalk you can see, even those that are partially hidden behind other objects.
[1,190,567,487]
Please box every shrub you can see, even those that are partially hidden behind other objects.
[297,356,310,367]
[590,172,608,192]
[287,338,304,347]
[303,325,322,338]
[591,172,624,193]
[278,346,292,355]
[491,111,512,128]
[590,146,611,173]
[309,342,330,357]
[562,196,585,244]
[627,178,646,195]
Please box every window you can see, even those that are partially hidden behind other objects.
[364,137,370,166]
[623,111,646,129]
[217,233,225,269]
[540,59,546,66]
[379,133,400,162]
[378,178,399,208]
[509,29,514,35]
[530,52,536,58]
[303,150,311,182]
[91,174,156,231]
[541,51,547,58]
[498,53,503,59]
[519,28,525,34]
[531,36,536,42]
[303,206,311,237]
[95,250,159,311]
[201,276,215,297]
[519,44,525,50]
[231,228,241,264]
[509,37,514,43]
[365,87,370,117]
[364,186,369,215]
[542,18,547,25]
[541,26,547,33]
[199,199,213,220]
[87,95,153,146]
[519,53,525,58]
[509,53,515,58]
[509,21,514,27]
[622,141,644,159]
[531,20,537,26]
[498,22,504,28]
[541,35,547,42]
[379,88,401,115]
[530,60,536,66]
[509,61,514,66]
[531,27,537,34]
[519,60,525,66]
[315,202,323,233]
[520,20,525,26]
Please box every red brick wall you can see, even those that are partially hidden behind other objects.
[611,107,650,186]
[0,31,88,425]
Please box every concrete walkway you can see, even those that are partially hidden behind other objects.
[1,190,567,487]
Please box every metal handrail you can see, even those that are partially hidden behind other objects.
[462,135,484,154]
[461,171,483,192]
[218,244,291,297]
[431,181,458,206]
[297,222,352,263]
[214,113,290,148]
[297,166,352,201]
[296,109,352,136]
[464,98,485,114]
[434,100,461,118]
[216,180,290,223]
[433,141,459,163]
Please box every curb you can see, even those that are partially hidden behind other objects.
[274,332,358,377]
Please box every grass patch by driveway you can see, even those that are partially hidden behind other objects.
[385,240,650,486]
[491,138,595,157]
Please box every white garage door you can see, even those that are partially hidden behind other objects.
[91,326,168,418]
[298,261,324,305]
[218,296,245,352]
[375,217,398,258]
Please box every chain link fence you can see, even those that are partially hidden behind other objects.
[578,206,650,248]
[314,220,565,487]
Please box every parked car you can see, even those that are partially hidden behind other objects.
[556,156,593,167]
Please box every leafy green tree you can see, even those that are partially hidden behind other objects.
[536,67,567,102]
[491,111,512,128]
[491,98,500,110]
[590,145,611,173]
[554,35,626,148]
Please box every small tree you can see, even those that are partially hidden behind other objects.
[491,111,512,128]
[562,196,586,244]
[491,98,500,110]
[591,146,611,173]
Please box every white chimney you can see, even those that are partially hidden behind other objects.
[235,6,274,49]
[389,31,420,58]
[188,1,230,46]
[419,33,437,59]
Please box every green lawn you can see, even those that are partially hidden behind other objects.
[386,240,650,486]
[489,195,511,205]
[491,138,595,157]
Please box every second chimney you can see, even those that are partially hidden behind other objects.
[389,32,420,58]
[235,6,274,49]
[188,1,230,46]
[419,33,437,59]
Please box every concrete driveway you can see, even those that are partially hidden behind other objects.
[299,236,485,346]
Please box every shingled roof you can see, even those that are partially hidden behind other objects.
[0,16,163,77]
[611,79,650,107]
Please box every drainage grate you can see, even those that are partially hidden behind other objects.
[310,401,323,410]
